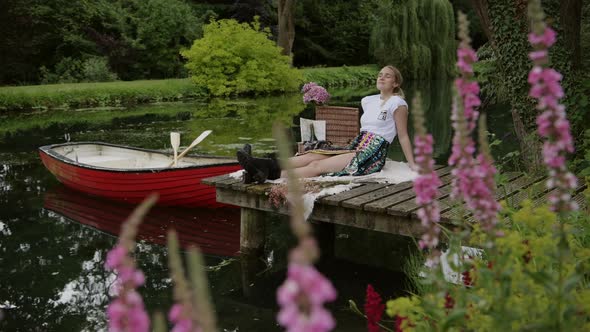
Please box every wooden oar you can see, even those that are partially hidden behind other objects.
[168,130,212,167]
[170,132,180,166]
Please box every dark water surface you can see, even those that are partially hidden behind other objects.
[0,84,515,331]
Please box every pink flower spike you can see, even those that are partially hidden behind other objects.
[528,50,547,62]
[542,27,557,47]
[276,263,337,332]
[527,3,578,213]
[105,245,126,270]
[168,303,183,322]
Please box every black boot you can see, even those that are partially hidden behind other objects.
[236,150,281,184]
[242,143,252,156]
[240,144,254,184]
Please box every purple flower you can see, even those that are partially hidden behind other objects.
[105,245,127,270]
[411,92,442,260]
[528,26,557,47]
[302,83,330,105]
[276,262,337,332]
[413,134,442,253]
[301,82,319,93]
[104,196,159,332]
[528,2,578,212]
[448,12,502,234]
[168,303,201,332]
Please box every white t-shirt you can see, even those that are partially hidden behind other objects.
[360,94,408,143]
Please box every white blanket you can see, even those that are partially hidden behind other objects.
[229,159,418,220]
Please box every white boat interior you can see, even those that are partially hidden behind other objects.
[50,144,236,169]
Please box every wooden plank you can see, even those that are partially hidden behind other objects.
[216,188,290,214]
[341,182,413,210]
[442,174,544,223]
[245,183,276,195]
[463,181,587,224]
[319,183,386,206]
[230,181,259,192]
[572,190,588,211]
[390,182,454,217]
[440,173,537,219]
[201,174,233,186]
[215,176,243,188]
[494,172,529,200]
[363,167,454,213]
[371,173,453,216]
[501,176,548,209]
[437,172,524,221]
[531,181,587,208]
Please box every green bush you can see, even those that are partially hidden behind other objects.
[80,57,119,83]
[40,57,118,84]
[181,18,303,96]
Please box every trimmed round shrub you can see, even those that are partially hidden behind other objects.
[182,18,303,96]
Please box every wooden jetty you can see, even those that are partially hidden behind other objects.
[203,166,588,251]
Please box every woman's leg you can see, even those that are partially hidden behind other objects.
[282,152,356,178]
[287,153,332,168]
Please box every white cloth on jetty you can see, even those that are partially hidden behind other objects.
[229,159,418,220]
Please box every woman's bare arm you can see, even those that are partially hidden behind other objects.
[393,106,416,169]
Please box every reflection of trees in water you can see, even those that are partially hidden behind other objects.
[406,80,453,160]
[184,94,306,154]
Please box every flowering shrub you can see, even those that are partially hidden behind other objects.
[302,82,330,105]
[182,18,303,96]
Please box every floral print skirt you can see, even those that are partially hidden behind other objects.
[324,131,390,176]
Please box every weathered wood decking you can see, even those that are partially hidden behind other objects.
[203,166,587,240]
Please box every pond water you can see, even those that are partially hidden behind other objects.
[0,83,516,331]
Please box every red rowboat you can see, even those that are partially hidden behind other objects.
[44,186,240,256]
[39,142,241,208]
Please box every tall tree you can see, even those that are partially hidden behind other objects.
[277,0,295,58]
[560,0,582,70]
[370,0,455,80]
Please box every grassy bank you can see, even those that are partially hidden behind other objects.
[0,79,206,113]
[0,65,378,113]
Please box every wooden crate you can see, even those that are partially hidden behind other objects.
[315,105,360,147]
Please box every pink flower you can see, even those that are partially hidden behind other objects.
[449,12,503,234]
[527,4,578,213]
[528,50,548,62]
[303,84,330,105]
[528,27,557,47]
[301,82,319,93]
[105,245,127,270]
[276,263,337,332]
[413,132,442,255]
[168,303,201,332]
[104,206,154,332]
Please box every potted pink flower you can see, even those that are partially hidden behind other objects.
[302,82,330,105]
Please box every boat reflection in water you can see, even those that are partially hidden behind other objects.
[43,186,240,257]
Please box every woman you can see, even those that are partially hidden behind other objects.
[237,65,416,183]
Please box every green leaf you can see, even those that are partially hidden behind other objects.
[562,274,582,294]
[441,309,468,331]
[525,270,557,294]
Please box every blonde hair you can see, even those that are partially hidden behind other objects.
[384,65,405,99]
